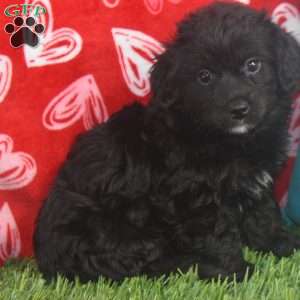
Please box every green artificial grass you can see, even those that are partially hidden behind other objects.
[1,248,300,300]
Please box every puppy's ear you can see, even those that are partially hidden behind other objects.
[276,28,300,95]
[150,47,179,107]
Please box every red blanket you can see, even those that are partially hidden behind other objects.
[0,0,299,264]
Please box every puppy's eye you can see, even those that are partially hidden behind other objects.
[244,58,262,76]
[197,69,214,85]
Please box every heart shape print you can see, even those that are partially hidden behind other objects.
[272,3,300,43]
[288,94,300,157]
[0,134,37,190]
[43,75,108,131]
[102,0,121,8]
[0,55,12,104]
[233,0,250,4]
[112,28,164,97]
[0,202,21,262]
[101,0,182,12]
[144,0,164,14]
[144,0,184,14]
[24,0,82,67]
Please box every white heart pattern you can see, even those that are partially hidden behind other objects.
[144,0,164,15]
[0,202,21,262]
[43,75,108,131]
[0,134,37,190]
[112,28,165,97]
[102,0,121,8]
[101,0,182,12]
[288,94,300,157]
[234,0,250,4]
[272,3,300,44]
[144,0,183,14]
[279,192,288,208]
[0,55,12,104]
[24,0,82,67]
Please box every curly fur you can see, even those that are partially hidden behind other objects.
[34,2,300,282]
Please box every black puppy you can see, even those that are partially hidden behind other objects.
[34,2,300,282]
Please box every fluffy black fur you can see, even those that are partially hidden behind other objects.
[34,2,300,282]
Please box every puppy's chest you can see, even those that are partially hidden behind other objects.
[217,165,274,208]
[152,165,274,245]
[157,163,273,214]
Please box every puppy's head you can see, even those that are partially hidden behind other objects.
[150,2,300,136]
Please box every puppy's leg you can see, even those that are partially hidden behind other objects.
[143,251,253,282]
[242,196,300,257]
[34,189,165,282]
[200,224,254,281]
[143,211,253,282]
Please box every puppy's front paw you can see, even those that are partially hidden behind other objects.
[210,262,254,282]
[227,262,254,282]
[272,235,300,257]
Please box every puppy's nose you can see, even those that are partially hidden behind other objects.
[230,100,250,120]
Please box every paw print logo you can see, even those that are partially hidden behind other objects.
[4,16,45,48]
